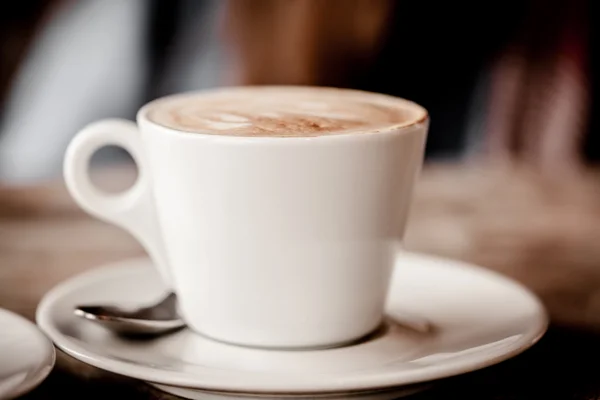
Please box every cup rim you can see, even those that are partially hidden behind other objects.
[137,85,428,142]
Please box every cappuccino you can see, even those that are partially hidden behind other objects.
[145,86,426,137]
[65,85,429,348]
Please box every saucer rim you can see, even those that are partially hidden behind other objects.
[36,252,548,394]
[0,308,56,400]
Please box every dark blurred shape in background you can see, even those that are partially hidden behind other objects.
[223,0,596,169]
[0,0,596,182]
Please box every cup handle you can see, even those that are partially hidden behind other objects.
[63,119,171,286]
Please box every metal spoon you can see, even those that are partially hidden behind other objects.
[74,292,185,336]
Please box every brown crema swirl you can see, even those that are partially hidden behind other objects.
[144,86,427,137]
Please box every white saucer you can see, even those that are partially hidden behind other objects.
[0,308,55,399]
[36,252,547,399]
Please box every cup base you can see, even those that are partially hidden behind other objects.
[186,319,386,351]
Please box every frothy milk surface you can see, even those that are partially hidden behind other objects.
[144,86,427,137]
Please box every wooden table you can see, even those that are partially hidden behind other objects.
[3,162,600,399]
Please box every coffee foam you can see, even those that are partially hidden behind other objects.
[144,86,427,137]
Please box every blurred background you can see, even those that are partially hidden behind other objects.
[3,4,600,398]
[0,0,596,183]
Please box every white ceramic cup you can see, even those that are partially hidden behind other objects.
[63,87,429,349]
